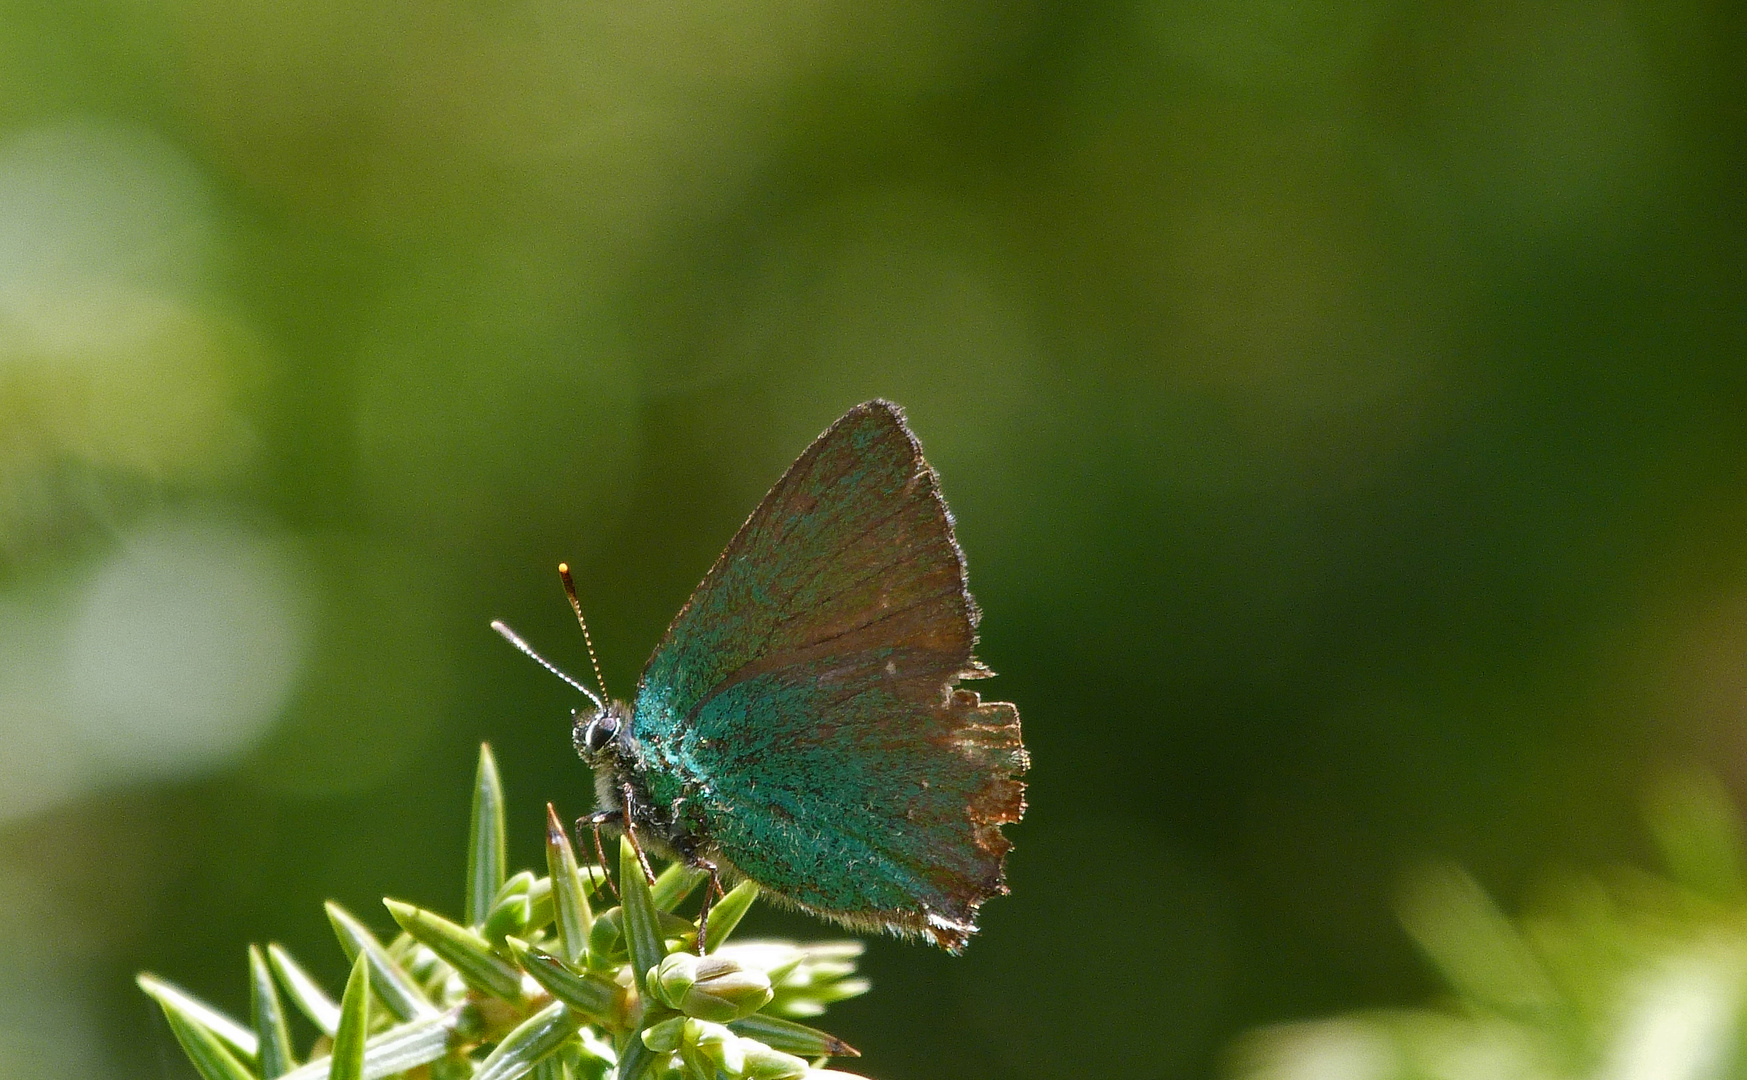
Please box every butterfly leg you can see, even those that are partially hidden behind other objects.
[578,810,623,902]
[620,782,658,886]
[692,860,726,954]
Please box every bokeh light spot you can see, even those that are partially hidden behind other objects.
[65,518,311,777]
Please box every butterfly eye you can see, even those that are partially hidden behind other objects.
[582,713,618,755]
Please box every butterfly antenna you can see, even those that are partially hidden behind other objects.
[558,562,610,702]
[490,619,605,709]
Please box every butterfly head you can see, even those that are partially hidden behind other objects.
[572,700,632,767]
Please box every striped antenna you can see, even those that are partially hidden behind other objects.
[558,563,609,703]
[490,620,604,709]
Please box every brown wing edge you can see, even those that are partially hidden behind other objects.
[720,685,1026,952]
[777,402,1028,952]
[638,401,902,682]
[877,399,987,662]
[883,398,1028,950]
[919,687,1028,952]
[654,399,1029,951]
[641,399,988,685]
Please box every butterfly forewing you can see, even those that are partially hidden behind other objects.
[630,401,1026,949]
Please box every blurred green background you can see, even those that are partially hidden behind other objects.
[2,0,1746,1077]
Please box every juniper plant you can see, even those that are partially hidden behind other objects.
[140,745,871,1080]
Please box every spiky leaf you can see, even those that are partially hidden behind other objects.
[249,945,297,1077]
[265,944,341,1037]
[276,1008,466,1080]
[468,744,508,927]
[473,1001,584,1080]
[385,898,525,1001]
[139,975,259,1080]
[702,882,758,954]
[650,863,707,913]
[326,901,438,1021]
[330,953,371,1080]
[136,973,260,1061]
[505,937,624,1027]
[727,1015,858,1058]
[619,837,666,996]
[546,804,595,964]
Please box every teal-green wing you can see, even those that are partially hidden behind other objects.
[629,401,1026,949]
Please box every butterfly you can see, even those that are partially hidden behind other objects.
[495,400,1026,952]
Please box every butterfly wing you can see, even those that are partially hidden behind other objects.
[629,400,1026,949]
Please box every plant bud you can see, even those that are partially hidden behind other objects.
[649,1053,688,1080]
[654,953,773,1022]
[490,870,535,904]
[482,891,531,943]
[690,1019,745,1078]
[587,908,625,967]
[642,1014,689,1053]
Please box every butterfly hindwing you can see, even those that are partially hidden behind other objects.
[629,401,1026,948]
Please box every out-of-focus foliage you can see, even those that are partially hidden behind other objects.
[1232,771,1747,1080]
[1,0,1746,1077]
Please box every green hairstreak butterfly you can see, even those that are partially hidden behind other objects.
[495,400,1027,951]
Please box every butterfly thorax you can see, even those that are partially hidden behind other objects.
[574,699,709,863]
